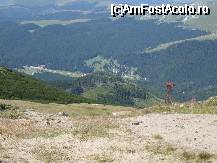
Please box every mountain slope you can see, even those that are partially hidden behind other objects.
[0,1,216,102]
[51,72,161,107]
[0,67,92,104]
[138,0,217,33]
[0,19,205,70]
[139,40,217,101]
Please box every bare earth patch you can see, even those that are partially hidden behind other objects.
[127,114,217,154]
[0,100,217,162]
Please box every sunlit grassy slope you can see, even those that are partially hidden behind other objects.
[145,33,217,54]
[20,19,91,27]
[0,99,141,118]
[0,96,216,118]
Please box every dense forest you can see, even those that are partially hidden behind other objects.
[0,19,205,71]
[0,67,93,104]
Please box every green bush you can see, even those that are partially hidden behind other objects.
[0,105,21,119]
[0,103,12,111]
[207,97,217,106]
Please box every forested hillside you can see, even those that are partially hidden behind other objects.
[0,67,93,104]
[0,19,205,70]
[51,72,161,107]
[137,40,217,101]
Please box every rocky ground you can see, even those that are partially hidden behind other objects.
[0,100,217,163]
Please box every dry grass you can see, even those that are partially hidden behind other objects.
[153,134,163,140]
[92,154,114,163]
[143,103,217,114]
[0,99,141,119]
[0,119,63,139]
[145,141,176,156]
[0,99,138,140]
[110,145,137,155]
[0,108,73,139]
[32,146,70,163]
[72,118,119,141]
[1,99,217,162]
[146,140,214,162]
[181,150,214,162]
[0,99,139,142]
[198,152,213,160]
[181,151,197,160]
[0,104,22,119]
[33,146,115,163]
[0,109,21,119]
[15,128,63,139]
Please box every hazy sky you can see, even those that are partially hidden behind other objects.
[0,0,194,7]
